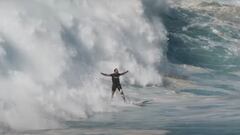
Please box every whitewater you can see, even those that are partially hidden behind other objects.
[1,0,240,135]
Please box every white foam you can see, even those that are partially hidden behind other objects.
[0,0,167,130]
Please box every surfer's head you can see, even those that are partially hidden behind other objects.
[114,68,118,73]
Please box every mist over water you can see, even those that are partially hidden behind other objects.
[0,0,167,131]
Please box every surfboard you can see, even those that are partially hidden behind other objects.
[131,100,151,107]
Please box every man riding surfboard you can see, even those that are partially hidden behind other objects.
[101,68,128,102]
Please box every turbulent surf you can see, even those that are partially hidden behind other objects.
[0,0,240,135]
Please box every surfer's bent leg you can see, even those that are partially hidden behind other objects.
[118,86,126,102]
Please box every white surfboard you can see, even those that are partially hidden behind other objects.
[131,100,151,106]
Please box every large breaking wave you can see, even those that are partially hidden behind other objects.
[0,0,167,130]
[1,0,240,132]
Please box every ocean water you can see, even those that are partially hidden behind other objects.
[0,0,240,135]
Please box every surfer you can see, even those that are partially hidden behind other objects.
[101,68,129,102]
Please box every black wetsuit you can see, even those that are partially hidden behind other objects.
[101,71,128,102]
[111,73,122,92]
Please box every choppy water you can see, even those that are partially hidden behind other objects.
[0,0,240,135]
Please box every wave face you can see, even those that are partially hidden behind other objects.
[163,0,240,70]
[0,0,167,130]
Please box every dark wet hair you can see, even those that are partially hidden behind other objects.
[114,68,118,72]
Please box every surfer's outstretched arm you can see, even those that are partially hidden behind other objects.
[119,70,129,76]
[101,72,111,77]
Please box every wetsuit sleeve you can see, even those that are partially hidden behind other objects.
[119,70,129,76]
[101,73,112,76]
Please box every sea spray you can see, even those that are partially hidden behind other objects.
[0,0,167,130]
